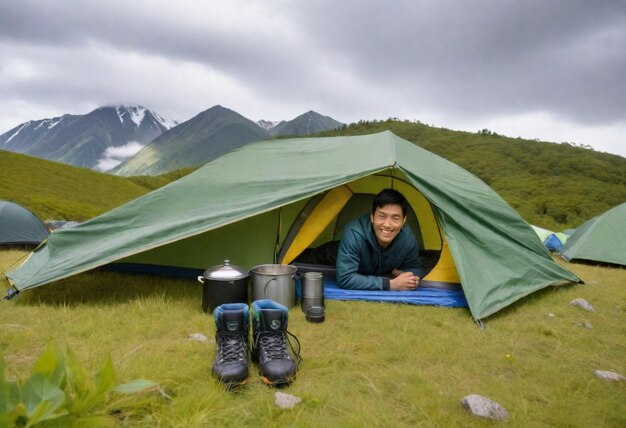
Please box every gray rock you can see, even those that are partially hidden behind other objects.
[461,394,509,421]
[594,370,626,381]
[570,298,594,312]
[578,321,593,329]
[187,333,210,342]
[275,391,302,409]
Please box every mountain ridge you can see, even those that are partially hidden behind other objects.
[0,105,344,175]
[112,105,270,176]
[0,106,178,170]
[112,105,345,176]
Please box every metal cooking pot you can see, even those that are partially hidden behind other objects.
[197,260,249,313]
[251,264,297,308]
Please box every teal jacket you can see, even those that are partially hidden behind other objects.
[336,214,426,290]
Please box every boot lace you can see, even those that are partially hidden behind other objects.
[256,330,302,367]
[216,333,248,363]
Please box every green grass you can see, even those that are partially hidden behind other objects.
[2,250,624,426]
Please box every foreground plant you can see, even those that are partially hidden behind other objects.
[0,340,160,427]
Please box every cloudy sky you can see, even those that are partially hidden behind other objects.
[1,0,625,157]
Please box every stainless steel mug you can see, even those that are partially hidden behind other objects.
[301,271,324,313]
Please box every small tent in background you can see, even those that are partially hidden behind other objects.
[0,201,49,246]
[530,225,569,252]
[4,131,581,321]
[561,202,626,267]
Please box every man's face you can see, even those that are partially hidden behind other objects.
[369,203,406,248]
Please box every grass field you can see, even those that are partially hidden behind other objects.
[1,249,624,427]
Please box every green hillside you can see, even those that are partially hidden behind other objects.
[0,150,154,221]
[319,120,626,230]
[126,167,197,190]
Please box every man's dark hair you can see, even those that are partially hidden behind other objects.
[372,188,409,217]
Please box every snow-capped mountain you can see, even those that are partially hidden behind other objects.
[257,119,279,131]
[116,105,178,130]
[113,107,345,176]
[0,106,178,170]
[114,105,270,176]
[2,105,343,176]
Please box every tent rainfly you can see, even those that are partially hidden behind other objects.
[0,200,49,246]
[4,131,581,320]
[560,202,626,267]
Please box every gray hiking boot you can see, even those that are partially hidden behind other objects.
[251,299,301,386]
[212,303,249,387]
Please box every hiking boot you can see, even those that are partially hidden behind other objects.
[212,303,250,387]
[251,299,301,386]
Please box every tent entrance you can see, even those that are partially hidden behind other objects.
[277,172,462,288]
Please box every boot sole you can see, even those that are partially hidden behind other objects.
[260,375,295,386]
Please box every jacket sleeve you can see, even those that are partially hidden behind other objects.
[336,230,386,290]
[397,235,427,278]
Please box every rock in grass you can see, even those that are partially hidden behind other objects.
[578,321,593,329]
[461,394,509,421]
[570,298,594,312]
[275,391,302,409]
[187,333,209,342]
[594,370,626,381]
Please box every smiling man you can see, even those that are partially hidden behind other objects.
[336,188,426,291]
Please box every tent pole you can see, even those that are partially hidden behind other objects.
[274,207,282,263]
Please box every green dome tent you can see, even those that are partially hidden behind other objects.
[560,202,626,266]
[4,131,580,320]
[0,200,49,246]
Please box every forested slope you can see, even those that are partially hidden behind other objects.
[319,120,626,230]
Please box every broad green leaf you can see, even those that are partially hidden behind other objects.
[32,340,66,389]
[25,399,68,427]
[65,344,87,396]
[113,379,157,394]
[94,356,116,397]
[69,355,117,414]
[20,373,65,418]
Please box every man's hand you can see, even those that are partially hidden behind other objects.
[389,271,420,290]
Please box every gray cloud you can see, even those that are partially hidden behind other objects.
[0,0,624,156]
[283,0,626,123]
